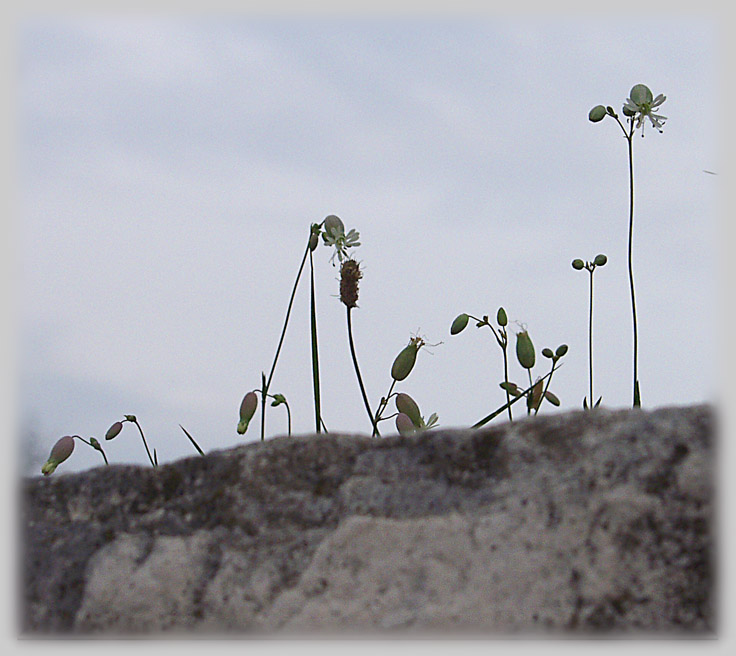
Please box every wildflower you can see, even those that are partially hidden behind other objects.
[237,391,258,435]
[623,84,667,136]
[41,435,75,476]
[321,214,360,264]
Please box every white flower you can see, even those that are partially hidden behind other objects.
[623,84,667,136]
[321,215,360,264]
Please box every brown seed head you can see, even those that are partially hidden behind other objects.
[340,258,362,308]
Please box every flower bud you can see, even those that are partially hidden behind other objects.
[323,214,345,239]
[450,313,469,335]
[105,421,123,441]
[555,344,569,358]
[593,253,608,267]
[544,390,561,406]
[239,391,258,423]
[89,437,102,451]
[308,232,319,252]
[395,412,416,435]
[516,331,536,370]
[391,342,419,381]
[572,258,585,270]
[41,435,75,475]
[629,84,653,106]
[542,347,554,359]
[496,307,508,327]
[588,105,607,122]
[395,393,422,428]
[123,414,136,422]
[270,393,286,407]
[499,381,521,396]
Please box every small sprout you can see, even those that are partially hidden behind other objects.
[496,307,508,327]
[499,381,521,397]
[396,412,417,435]
[588,105,607,122]
[105,421,123,441]
[555,344,569,358]
[515,330,536,370]
[542,347,554,359]
[238,391,258,434]
[395,393,422,428]
[593,253,608,267]
[270,393,286,407]
[41,435,75,476]
[572,258,585,270]
[450,313,469,335]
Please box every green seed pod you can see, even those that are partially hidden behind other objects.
[396,393,422,428]
[516,331,536,370]
[593,253,608,267]
[588,105,607,122]
[544,390,561,406]
[391,342,419,381]
[239,391,258,423]
[395,412,416,436]
[496,307,508,327]
[105,421,123,441]
[572,258,585,270]
[542,347,554,359]
[450,313,469,335]
[555,344,569,358]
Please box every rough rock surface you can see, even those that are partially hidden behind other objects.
[20,404,715,636]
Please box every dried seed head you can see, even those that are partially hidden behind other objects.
[340,258,362,308]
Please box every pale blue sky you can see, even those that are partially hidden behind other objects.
[17,16,718,474]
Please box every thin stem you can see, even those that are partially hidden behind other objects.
[473,364,560,429]
[626,122,640,406]
[534,362,557,416]
[588,268,594,409]
[346,306,379,436]
[526,368,534,415]
[261,239,311,441]
[500,332,512,421]
[309,249,322,433]
[76,436,109,465]
[372,380,397,437]
[132,419,156,468]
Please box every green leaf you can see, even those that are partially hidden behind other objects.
[594,396,603,408]
[583,397,588,410]
[633,380,641,407]
[180,424,205,456]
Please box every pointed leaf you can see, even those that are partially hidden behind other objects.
[594,396,603,408]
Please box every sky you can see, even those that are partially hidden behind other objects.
[14,15,720,476]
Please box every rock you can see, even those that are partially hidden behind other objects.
[20,404,715,635]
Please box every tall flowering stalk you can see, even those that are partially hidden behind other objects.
[589,83,667,407]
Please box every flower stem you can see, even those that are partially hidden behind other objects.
[346,306,379,436]
[588,267,595,409]
[626,121,641,407]
[261,239,311,441]
[309,249,322,433]
[500,330,513,421]
[372,380,397,437]
[132,418,156,468]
